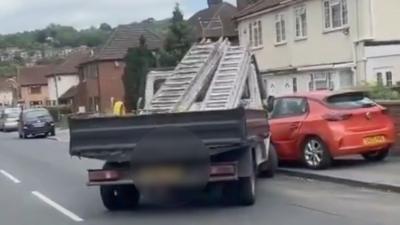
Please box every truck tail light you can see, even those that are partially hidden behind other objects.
[323,113,353,121]
[88,170,120,182]
[210,164,235,176]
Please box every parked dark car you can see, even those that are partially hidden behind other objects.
[18,108,56,138]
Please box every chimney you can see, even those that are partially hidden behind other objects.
[208,0,223,7]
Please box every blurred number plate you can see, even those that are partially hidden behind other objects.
[137,166,183,184]
[363,136,385,146]
[33,122,45,128]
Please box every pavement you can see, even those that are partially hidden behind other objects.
[1,131,400,225]
[279,156,400,193]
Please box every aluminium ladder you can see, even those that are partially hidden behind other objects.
[148,39,227,113]
[200,44,253,111]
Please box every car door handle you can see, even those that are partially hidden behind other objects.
[289,122,301,130]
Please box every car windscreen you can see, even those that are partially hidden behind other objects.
[25,110,51,120]
[326,92,376,109]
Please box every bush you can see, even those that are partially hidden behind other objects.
[45,106,73,122]
[367,85,400,100]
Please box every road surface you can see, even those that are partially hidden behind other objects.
[0,131,398,225]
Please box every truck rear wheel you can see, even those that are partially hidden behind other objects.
[100,185,140,211]
[223,175,256,206]
[100,162,140,211]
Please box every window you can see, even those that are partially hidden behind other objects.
[323,0,348,30]
[249,20,263,47]
[292,77,298,93]
[386,71,393,87]
[30,86,41,94]
[271,97,308,118]
[295,6,307,38]
[376,72,383,86]
[275,14,286,44]
[309,72,334,91]
[376,70,393,87]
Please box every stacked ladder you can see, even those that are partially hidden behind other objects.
[148,39,227,113]
[201,45,252,111]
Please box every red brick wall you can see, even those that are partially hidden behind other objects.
[98,61,126,113]
[378,101,400,155]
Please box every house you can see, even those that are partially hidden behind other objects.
[18,65,55,108]
[235,0,400,96]
[188,0,239,43]
[46,48,91,106]
[0,77,14,107]
[76,24,163,113]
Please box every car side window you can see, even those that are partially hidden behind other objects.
[271,97,308,118]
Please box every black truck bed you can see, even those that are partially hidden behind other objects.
[69,108,268,162]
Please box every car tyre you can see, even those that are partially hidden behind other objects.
[362,149,389,162]
[258,143,278,178]
[302,137,332,170]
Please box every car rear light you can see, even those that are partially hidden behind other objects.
[323,113,353,121]
[88,170,121,182]
[381,108,389,115]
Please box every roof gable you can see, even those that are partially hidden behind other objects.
[188,2,238,39]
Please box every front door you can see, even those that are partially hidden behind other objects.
[269,97,308,160]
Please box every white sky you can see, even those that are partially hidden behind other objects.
[0,0,236,34]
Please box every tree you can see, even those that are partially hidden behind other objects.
[99,23,112,31]
[122,35,156,111]
[161,3,194,66]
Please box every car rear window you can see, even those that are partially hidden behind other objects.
[326,92,376,109]
[25,110,51,120]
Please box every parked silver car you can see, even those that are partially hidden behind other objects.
[0,108,21,132]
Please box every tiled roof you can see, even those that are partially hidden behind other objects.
[49,48,92,76]
[188,2,238,39]
[18,65,55,86]
[84,24,163,63]
[235,0,285,19]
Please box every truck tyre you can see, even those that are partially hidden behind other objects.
[223,153,256,206]
[100,185,140,211]
[100,162,140,211]
[258,143,278,178]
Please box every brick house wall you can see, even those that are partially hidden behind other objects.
[20,85,49,108]
[98,61,126,113]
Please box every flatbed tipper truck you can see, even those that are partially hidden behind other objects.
[69,39,277,210]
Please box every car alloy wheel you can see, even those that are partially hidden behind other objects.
[304,139,323,167]
[302,137,332,170]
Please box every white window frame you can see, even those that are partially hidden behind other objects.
[323,0,348,32]
[295,6,307,40]
[275,13,287,45]
[249,20,263,48]
[309,71,334,91]
[374,68,394,87]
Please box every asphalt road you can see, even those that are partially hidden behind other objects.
[0,131,399,225]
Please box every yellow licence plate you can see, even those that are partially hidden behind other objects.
[363,136,386,146]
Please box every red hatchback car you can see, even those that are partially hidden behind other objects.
[269,91,396,169]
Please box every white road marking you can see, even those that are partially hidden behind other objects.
[0,169,21,184]
[32,191,84,222]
